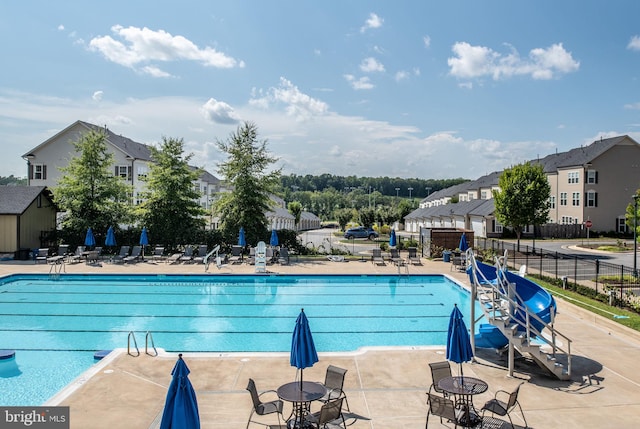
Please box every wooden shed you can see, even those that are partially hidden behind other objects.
[0,186,57,256]
[420,227,474,258]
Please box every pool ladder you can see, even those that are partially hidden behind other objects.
[127,331,158,357]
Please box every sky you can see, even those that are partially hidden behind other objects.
[2,1,640,184]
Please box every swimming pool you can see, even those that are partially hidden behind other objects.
[0,273,477,405]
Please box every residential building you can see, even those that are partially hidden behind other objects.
[407,135,640,237]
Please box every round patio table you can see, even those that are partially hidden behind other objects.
[277,381,327,429]
[438,376,488,427]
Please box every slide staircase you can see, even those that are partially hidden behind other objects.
[467,251,572,380]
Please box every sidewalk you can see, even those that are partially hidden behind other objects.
[2,256,640,428]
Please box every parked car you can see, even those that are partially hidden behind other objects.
[344,226,379,240]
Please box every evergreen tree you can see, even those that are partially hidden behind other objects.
[214,122,281,245]
[53,129,130,240]
[493,162,550,249]
[137,137,206,249]
[287,201,302,230]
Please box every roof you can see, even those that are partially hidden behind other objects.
[0,186,54,215]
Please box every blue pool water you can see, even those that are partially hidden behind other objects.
[0,273,477,406]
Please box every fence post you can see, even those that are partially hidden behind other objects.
[595,259,599,295]
[555,251,559,280]
[574,256,578,285]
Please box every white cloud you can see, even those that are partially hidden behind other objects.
[88,25,244,77]
[624,102,640,110]
[395,71,409,81]
[423,36,431,48]
[361,13,383,33]
[58,25,65,31]
[344,74,374,90]
[201,98,241,124]
[628,35,640,51]
[360,57,385,73]
[448,42,579,81]
[92,91,103,101]
[249,77,329,121]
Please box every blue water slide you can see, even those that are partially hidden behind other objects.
[469,261,556,349]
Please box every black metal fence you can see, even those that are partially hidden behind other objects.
[474,238,640,309]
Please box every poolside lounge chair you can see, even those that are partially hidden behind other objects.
[371,248,385,265]
[228,245,243,264]
[278,247,290,265]
[408,247,421,265]
[428,361,452,397]
[179,245,195,263]
[68,246,86,264]
[255,241,267,273]
[111,246,130,264]
[306,398,346,429]
[245,378,283,429]
[246,247,255,265]
[327,255,345,262]
[46,245,69,265]
[85,250,100,265]
[318,365,350,412]
[266,247,275,264]
[192,245,209,264]
[425,393,466,429]
[35,248,50,264]
[451,254,465,272]
[166,252,183,264]
[480,382,528,429]
[123,245,142,263]
[151,246,165,262]
[389,248,403,266]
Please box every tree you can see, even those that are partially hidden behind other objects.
[358,207,376,228]
[625,191,640,235]
[137,137,206,249]
[214,122,281,245]
[287,201,302,230]
[335,208,354,231]
[493,162,551,249]
[53,129,130,240]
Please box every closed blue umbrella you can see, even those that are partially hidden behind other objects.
[270,229,279,247]
[139,227,149,261]
[105,226,116,247]
[238,227,246,247]
[290,308,318,390]
[459,233,469,252]
[446,304,474,378]
[389,229,397,247]
[84,228,96,248]
[160,354,200,429]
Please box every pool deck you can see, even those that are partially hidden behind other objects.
[2,255,640,428]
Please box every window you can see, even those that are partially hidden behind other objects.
[468,192,474,200]
[137,166,148,180]
[560,192,567,206]
[481,191,488,199]
[586,191,598,207]
[568,171,580,184]
[586,170,598,184]
[617,217,627,233]
[115,165,132,181]
[572,192,580,206]
[493,219,503,233]
[194,183,201,193]
[561,216,576,225]
[31,164,47,180]
[549,196,556,209]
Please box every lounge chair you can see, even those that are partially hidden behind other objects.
[46,245,69,265]
[254,241,267,273]
[266,247,275,264]
[123,245,142,263]
[151,246,165,262]
[480,382,528,429]
[246,247,255,265]
[428,361,452,397]
[389,248,403,266]
[278,247,290,265]
[35,248,50,264]
[85,250,100,265]
[306,398,346,429]
[408,247,421,265]
[228,245,243,264]
[245,378,283,429]
[425,393,466,429]
[327,255,345,262]
[166,252,182,264]
[179,245,195,263]
[191,244,208,264]
[451,254,465,272]
[371,248,385,265]
[68,246,86,264]
[318,365,350,412]
[111,245,130,264]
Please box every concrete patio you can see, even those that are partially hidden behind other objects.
[2,254,640,428]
